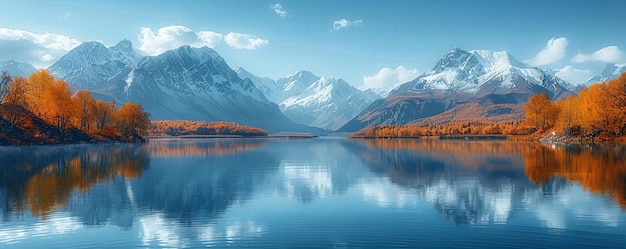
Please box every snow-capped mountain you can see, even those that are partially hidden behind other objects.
[391,48,574,98]
[0,60,37,77]
[339,48,575,132]
[104,45,320,133]
[236,68,380,130]
[233,66,276,100]
[51,41,320,133]
[48,40,140,89]
[583,63,626,86]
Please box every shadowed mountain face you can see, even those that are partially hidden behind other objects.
[338,48,575,132]
[49,41,321,133]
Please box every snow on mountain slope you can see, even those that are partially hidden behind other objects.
[339,48,575,132]
[234,67,276,101]
[98,45,317,133]
[583,63,626,86]
[48,40,140,89]
[237,68,380,130]
[391,48,574,98]
[0,60,37,77]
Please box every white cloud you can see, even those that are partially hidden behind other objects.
[138,26,268,55]
[270,3,288,18]
[555,65,593,84]
[361,66,419,96]
[0,28,80,67]
[224,33,269,50]
[525,37,568,67]
[332,19,363,31]
[572,46,626,64]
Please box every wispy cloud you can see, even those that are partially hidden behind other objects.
[138,26,268,55]
[572,46,625,64]
[361,65,419,95]
[224,33,269,49]
[332,19,363,31]
[0,27,81,67]
[270,3,288,18]
[555,65,593,84]
[525,37,568,67]
[60,13,71,21]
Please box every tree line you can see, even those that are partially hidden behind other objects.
[0,70,150,142]
[351,72,626,140]
[525,72,626,141]
[150,120,268,137]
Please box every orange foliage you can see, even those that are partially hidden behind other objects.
[351,120,530,138]
[526,72,626,139]
[147,139,266,157]
[524,92,559,131]
[0,70,151,142]
[150,120,268,137]
[19,146,149,217]
[524,144,626,209]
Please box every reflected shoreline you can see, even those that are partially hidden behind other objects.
[1,138,625,248]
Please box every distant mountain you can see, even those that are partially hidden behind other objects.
[48,40,140,89]
[54,43,319,133]
[236,68,380,130]
[0,60,37,77]
[339,48,575,132]
[583,63,626,86]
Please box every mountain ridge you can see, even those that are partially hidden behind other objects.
[236,67,380,130]
[339,48,575,132]
[50,41,322,133]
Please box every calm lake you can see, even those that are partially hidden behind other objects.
[1,138,625,248]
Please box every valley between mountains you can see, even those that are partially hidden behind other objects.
[1,40,625,137]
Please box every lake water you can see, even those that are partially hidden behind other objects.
[1,138,625,248]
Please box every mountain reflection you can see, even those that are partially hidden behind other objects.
[0,144,149,218]
[356,139,626,225]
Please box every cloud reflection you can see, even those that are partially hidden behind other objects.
[0,213,83,244]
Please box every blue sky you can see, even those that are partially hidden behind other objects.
[1,0,625,89]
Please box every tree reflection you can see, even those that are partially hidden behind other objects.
[356,138,626,226]
[0,144,149,218]
[524,143,626,209]
[146,138,266,157]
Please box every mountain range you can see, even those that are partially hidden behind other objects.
[338,48,576,132]
[235,68,379,130]
[3,41,623,133]
[0,60,37,77]
[47,41,320,133]
[583,63,626,86]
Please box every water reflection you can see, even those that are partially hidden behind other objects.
[355,139,626,226]
[0,144,149,219]
[0,138,625,248]
[147,138,266,157]
[524,143,626,208]
[355,139,533,224]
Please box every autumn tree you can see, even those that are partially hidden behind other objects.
[47,80,74,130]
[524,92,560,131]
[93,100,116,131]
[115,102,150,137]
[556,96,580,136]
[72,90,96,131]
[604,74,626,135]
[577,84,605,138]
[2,76,29,125]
